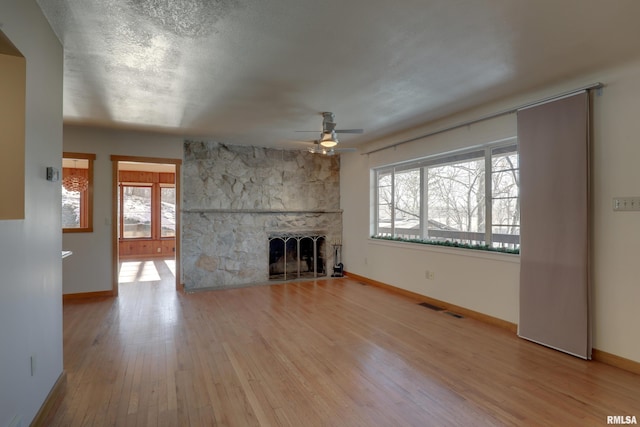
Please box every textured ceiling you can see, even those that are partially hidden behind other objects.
[37,0,640,149]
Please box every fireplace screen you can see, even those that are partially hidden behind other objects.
[268,234,326,280]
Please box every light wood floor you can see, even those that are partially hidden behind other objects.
[51,263,640,426]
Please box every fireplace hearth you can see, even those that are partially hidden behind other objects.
[269,233,326,281]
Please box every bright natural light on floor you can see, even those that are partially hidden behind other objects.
[119,261,161,283]
[164,259,176,276]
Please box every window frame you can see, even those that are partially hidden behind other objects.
[489,144,520,247]
[159,184,177,238]
[373,138,519,251]
[118,181,176,241]
[62,152,95,233]
[119,183,154,240]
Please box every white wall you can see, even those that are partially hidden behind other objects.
[0,1,64,426]
[62,126,184,294]
[591,61,640,364]
[341,114,521,324]
[342,59,640,363]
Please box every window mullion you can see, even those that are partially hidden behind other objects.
[373,171,378,236]
[421,167,428,240]
[485,148,493,246]
[119,184,124,240]
[153,183,160,240]
[390,168,396,237]
[79,188,87,227]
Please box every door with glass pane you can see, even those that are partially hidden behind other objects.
[117,164,177,259]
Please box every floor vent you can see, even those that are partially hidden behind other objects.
[418,302,445,311]
[444,311,464,319]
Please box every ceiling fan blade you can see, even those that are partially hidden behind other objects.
[304,140,325,155]
[288,139,316,146]
[321,147,357,156]
[335,129,364,134]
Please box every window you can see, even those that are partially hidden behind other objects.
[62,152,95,232]
[160,186,176,238]
[118,179,176,241]
[373,140,519,251]
[490,145,520,248]
[394,168,421,238]
[121,185,152,238]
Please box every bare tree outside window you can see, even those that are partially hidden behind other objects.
[161,187,176,237]
[427,158,485,243]
[394,169,421,237]
[62,186,81,228]
[491,147,520,248]
[374,142,519,252]
[377,172,393,235]
[122,186,152,238]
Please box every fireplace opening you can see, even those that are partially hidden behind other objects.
[269,234,326,281]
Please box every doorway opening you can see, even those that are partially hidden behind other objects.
[111,156,182,294]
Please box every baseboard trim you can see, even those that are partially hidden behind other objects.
[63,290,114,302]
[344,272,640,374]
[345,271,518,333]
[592,349,640,375]
[31,371,66,427]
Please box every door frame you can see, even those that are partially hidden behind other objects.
[110,155,182,294]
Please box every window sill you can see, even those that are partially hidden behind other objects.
[63,227,93,233]
[367,237,520,263]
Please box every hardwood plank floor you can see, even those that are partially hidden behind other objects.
[51,261,640,426]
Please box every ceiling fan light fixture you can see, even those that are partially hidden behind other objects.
[320,140,337,148]
[320,131,338,147]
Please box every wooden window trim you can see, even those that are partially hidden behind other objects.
[159,185,176,239]
[63,152,95,233]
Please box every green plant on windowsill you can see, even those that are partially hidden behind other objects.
[371,235,520,255]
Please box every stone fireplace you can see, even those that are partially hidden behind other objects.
[182,142,342,291]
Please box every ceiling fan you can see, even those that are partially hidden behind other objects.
[307,141,357,156]
[297,111,363,153]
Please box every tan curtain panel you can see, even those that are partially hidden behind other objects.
[517,92,591,359]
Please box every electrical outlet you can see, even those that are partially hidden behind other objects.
[157,247,162,253]
[425,270,435,280]
[613,197,640,211]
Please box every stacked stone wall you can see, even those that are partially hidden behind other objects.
[182,142,342,290]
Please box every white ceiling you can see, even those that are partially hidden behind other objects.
[37,0,640,150]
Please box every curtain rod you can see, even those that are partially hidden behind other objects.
[362,82,604,155]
